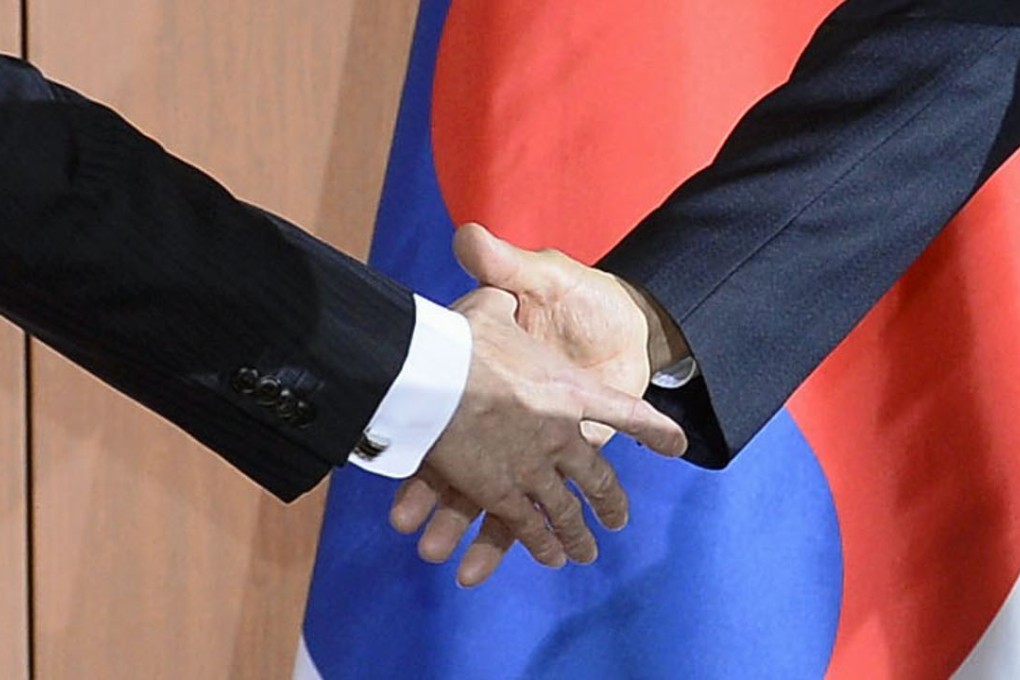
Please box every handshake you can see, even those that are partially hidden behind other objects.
[387,224,692,587]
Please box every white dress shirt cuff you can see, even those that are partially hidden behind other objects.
[651,356,699,389]
[349,294,472,478]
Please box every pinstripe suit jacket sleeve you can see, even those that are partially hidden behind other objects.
[602,1,1020,468]
[0,56,416,501]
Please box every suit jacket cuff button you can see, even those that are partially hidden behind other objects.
[230,366,260,395]
[254,375,283,406]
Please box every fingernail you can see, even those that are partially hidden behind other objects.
[666,436,687,458]
[456,576,479,590]
[677,431,689,455]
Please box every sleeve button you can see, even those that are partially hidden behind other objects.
[230,367,260,395]
[292,400,317,428]
[254,376,283,406]
[275,388,299,420]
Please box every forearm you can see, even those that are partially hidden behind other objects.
[0,56,418,500]
[617,278,689,374]
[602,1,1020,463]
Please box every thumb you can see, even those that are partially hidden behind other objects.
[454,222,537,293]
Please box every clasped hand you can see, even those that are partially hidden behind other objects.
[390,224,690,587]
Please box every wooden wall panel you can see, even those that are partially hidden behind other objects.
[0,4,28,679]
[28,2,418,678]
[0,7,30,680]
[0,333,27,680]
[0,1,18,56]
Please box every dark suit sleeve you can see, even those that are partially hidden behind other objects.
[601,1,1020,467]
[0,56,416,501]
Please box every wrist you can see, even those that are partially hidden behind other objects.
[616,278,689,374]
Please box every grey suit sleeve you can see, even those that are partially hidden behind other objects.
[601,1,1020,466]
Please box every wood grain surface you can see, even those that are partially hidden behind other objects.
[0,7,30,680]
[0,1,18,57]
[0,4,30,680]
[27,2,418,677]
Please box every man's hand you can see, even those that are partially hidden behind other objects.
[453,223,691,442]
[390,285,687,576]
[463,227,652,405]
[391,224,691,586]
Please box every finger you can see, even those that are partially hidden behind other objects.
[455,284,519,320]
[559,444,629,531]
[455,223,574,297]
[454,223,529,289]
[417,491,482,564]
[457,514,516,588]
[530,472,598,564]
[576,379,688,456]
[390,469,443,534]
[580,420,615,448]
[497,495,568,569]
